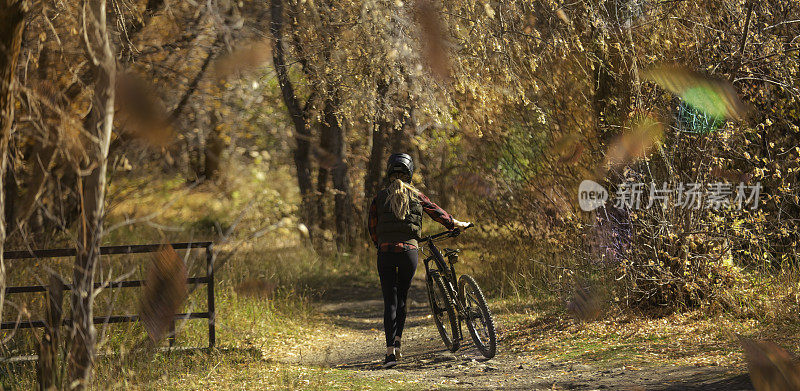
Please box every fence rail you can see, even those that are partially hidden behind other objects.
[0,241,215,349]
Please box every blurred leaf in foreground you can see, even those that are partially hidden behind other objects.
[139,245,187,344]
[312,145,343,170]
[413,0,450,80]
[604,113,664,169]
[644,65,746,120]
[555,8,572,26]
[235,278,277,300]
[214,40,272,79]
[739,336,800,391]
[566,283,603,322]
[553,134,584,165]
[115,72,173,147]
[711,165,752,184]
[453,172,495,197]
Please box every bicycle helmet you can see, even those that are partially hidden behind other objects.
[385,153,414,180]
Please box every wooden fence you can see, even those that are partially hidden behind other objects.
[0,242,216,349]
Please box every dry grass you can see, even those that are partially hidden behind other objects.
[496,282,800,370]
[3,156,799,389]
[0,159,381,389]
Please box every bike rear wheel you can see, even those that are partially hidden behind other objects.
[458,274,497,358]
[427,271,460,352]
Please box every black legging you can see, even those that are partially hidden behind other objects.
[377,249,419,347]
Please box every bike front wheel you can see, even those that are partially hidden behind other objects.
[458,274,497,358]
[427,271,460,352]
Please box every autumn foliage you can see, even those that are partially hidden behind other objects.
[1,3,800,387]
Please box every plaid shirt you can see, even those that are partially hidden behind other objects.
[368,191,455,252]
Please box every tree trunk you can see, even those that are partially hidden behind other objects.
[204,109,224,179]
[390,105,420,189]
[364,124,387,196]
[270,0,315,237]
[0,0,26,333]
[391,69,416,154]
[317,128,332,231]
[364,79,389,210]
[591,25,615,145]
[69,0,115,387]
[324,97,354,249]
[419,147,454,209]
[390,113,412,153]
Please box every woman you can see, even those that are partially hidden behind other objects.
[368,153,471,368]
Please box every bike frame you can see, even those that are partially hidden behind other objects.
[420,230,469,339]
[420,225,496,359]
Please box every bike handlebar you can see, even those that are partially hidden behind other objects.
[419,222,474,242]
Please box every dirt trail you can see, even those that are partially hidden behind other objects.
[289,274,753,390]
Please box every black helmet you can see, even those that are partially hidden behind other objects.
[386,153,414,180]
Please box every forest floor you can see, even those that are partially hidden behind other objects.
[4,169,789,390]
[277,272,755,390]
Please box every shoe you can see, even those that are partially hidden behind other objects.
[382,354,397,369]
[394,340,402,359]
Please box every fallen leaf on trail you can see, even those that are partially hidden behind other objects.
[140,245,187,344]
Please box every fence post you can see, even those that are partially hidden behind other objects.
[37,274,63,389]
[168,319,176,347]
[206,244,215,349]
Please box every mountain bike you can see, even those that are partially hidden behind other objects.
[421,224,497,359]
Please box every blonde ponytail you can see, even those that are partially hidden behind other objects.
[387,178,418,220]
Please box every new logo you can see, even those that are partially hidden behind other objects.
[578,180,608,212]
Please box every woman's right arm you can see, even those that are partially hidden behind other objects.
[418,191,471,229]
[417,192,455,230]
